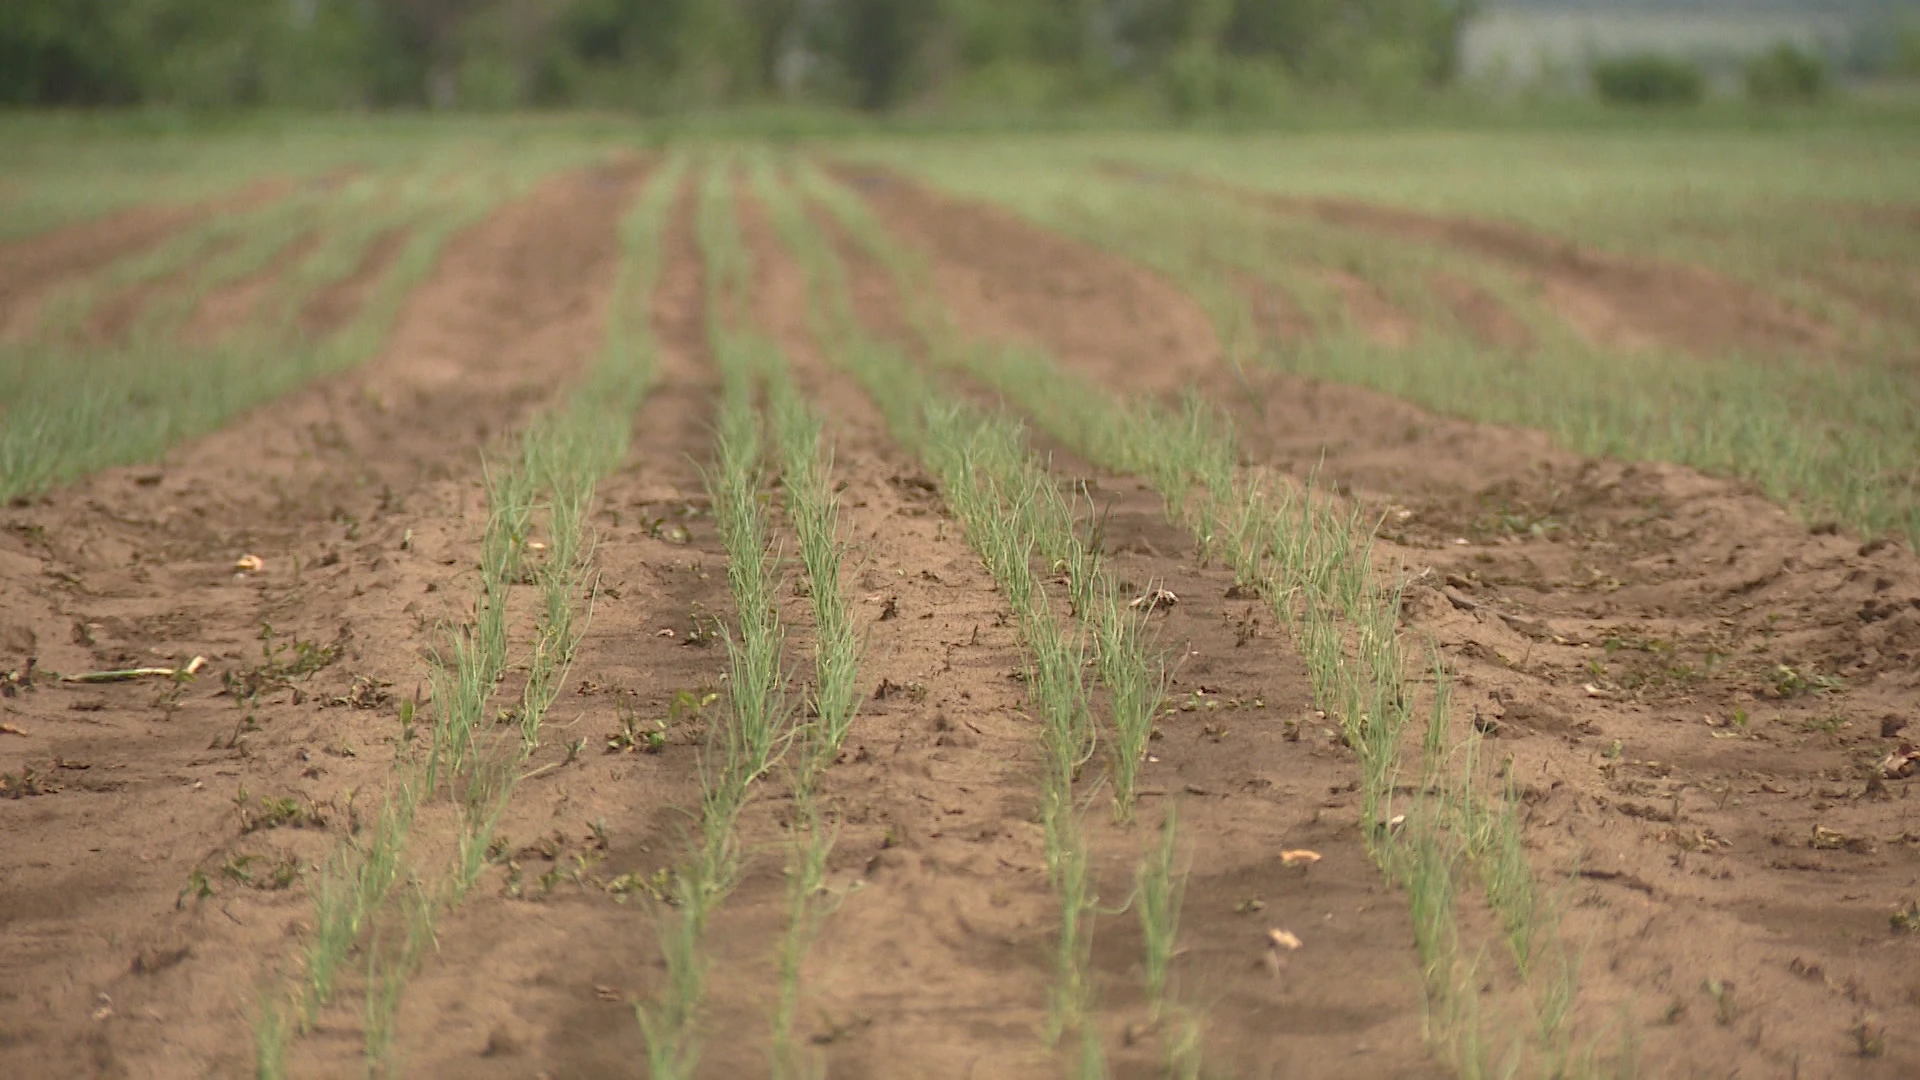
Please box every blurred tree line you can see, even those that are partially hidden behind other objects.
[0,0,1475,113]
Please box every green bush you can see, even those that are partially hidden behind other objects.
[1900,21,1920,78]
[1591,52,1705,107]
[1745,42,1826,103]
[1163,47,1292,118]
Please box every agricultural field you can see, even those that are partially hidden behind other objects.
[1,117,1918,1079]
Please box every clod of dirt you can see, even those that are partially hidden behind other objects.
[480,1027,523,1058]
[129,944,191,975]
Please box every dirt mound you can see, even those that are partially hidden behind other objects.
[298,225,411,339]
[0,163,643,1077]
[183,231,322,342]
[1324,267,1416,348]
[1431,271,1533,350]
[1301,195,1827,356]
[1223,365,1920,1077]
[1110,164,1826,358]
[0,179,291,343]
[833,165,1219,395]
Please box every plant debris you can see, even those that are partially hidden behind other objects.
[61,656,206,684]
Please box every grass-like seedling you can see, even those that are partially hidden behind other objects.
[770,380,863,754]
[1136,806,1186,1018]
[753,169,1123,1075]
[253,156,683,1077]
[698,155,880,1075]
[637,158,813,1076]
[764,362,862,1078]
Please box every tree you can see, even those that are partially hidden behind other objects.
[0,0,141,104]
[816,0,942,110]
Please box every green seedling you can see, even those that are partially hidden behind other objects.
[1137,807,1187,1017]
[254,156,688,1075]
[178,868,213,909]
[1772,664,1842,699]
[1890,899,1920,934]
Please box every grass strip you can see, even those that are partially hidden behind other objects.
[763,361,862,1076]
[253,157,678,1078]
[698,155,877,1074]
[635,158,800,1079]
[756,163,1137,1077]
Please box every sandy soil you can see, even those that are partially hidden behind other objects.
[299,227,413,340]
[0,180,293,345]
[0,163,642,1077]
[848,168,1920,1077]
[181,232,323,343]
[3,153,1916,1079]
[1103,163,1835,358]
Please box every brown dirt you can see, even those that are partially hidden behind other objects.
[1324,268,1417,349]
[264,175,734,1078]
[342,170,1426,1080]
[182,232,323,343]
[6,153,1912,1078]
[1110,164,1829,358]
[1431,271,1534,351]
[1236,271,1315,346]
[299,226,413,339]
[0,163,644,1077]
[816,177,1440,1076]
[1294,194,1829,355]
[0,179,292,344]
[75,236,245,347]
[1231,370,1920,1077]
[832,166,1218,397]
[844,171,1920,1076]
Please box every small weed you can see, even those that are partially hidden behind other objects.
[606,867,674,904]
[0,765,60,798]
[1889,899,1920,934]
[1802,712,1849,736]
[224,625,346,702]
[1851,1016,1887,1058]
[238,793,322,834]
[177,868,213,909]
[1703,979,1738,1026]
[1772,664,1841,699]
[608,713,664,754]
[225,853,300,890]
